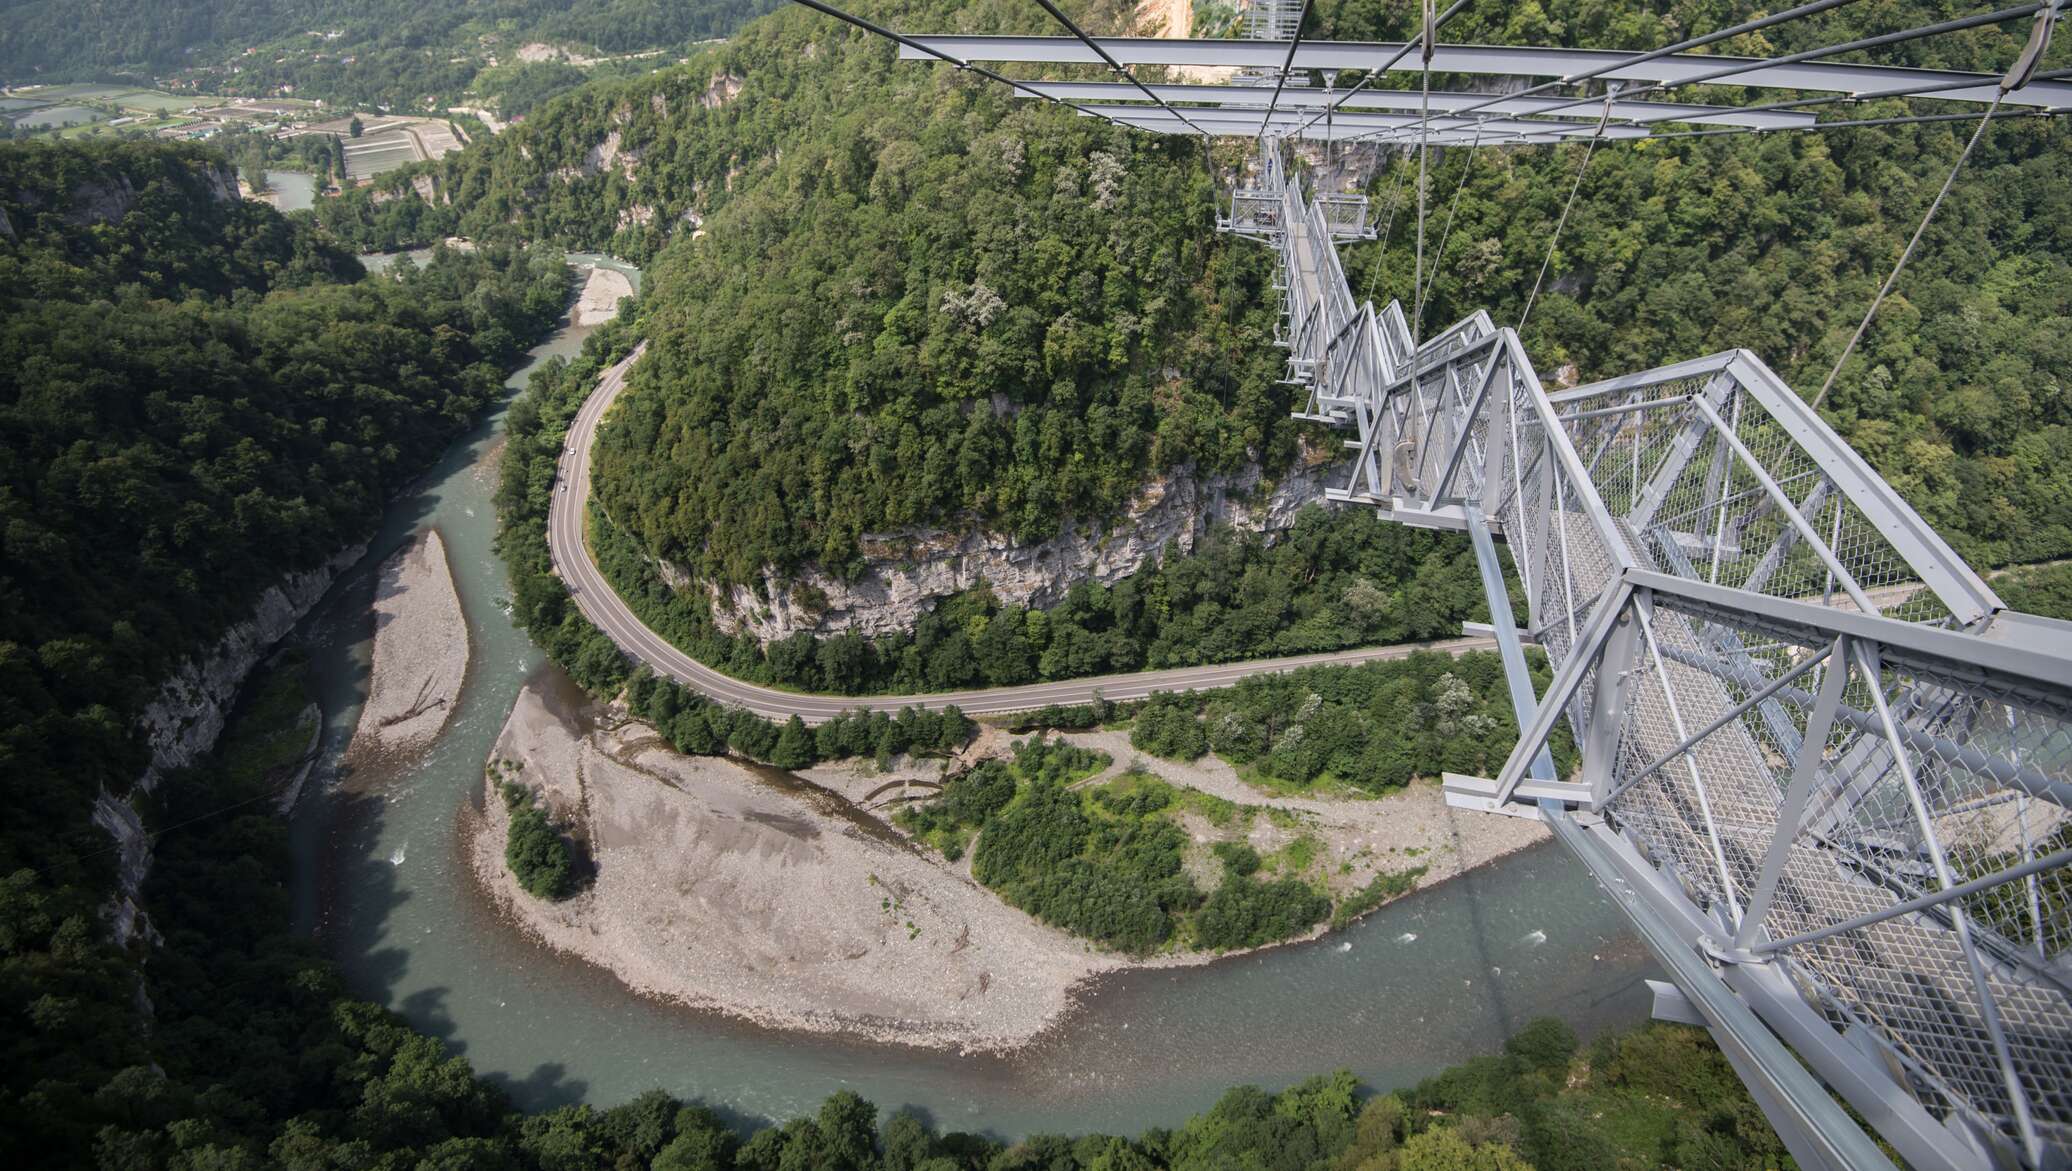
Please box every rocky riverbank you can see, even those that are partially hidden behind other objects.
[467,674,1122,1052]
[572,266,634,326]
[468,673,1553,1053]
[348,530,469,761]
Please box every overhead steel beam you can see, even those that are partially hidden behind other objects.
[1017,81,1822,127]
[1077,106,1655,140]
[896,37,2072,108]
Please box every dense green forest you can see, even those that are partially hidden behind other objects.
[0,0,775,108]
[0,136,566,884]
[1120,650,1578,791]
[0,137,573,1162]
[323,0,2072,627]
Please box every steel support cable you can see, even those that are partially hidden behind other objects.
[1257,0,1318,152]
[1412,0,1436,348]
[1026,0,1215,137]
[1487,1,2048,142]
[1652,64,2072,129]
[1361,157,1410,307]
[1811,0,2060,410]
[1412,117,1483,335]
[784,0,1138,126]
[1810,90,2007,409]
[1644,103,2065,138]
[1288,0,1472,139]
[1518,90,1615,333]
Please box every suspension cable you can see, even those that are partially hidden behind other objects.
[1413,118,1485,332]
[1257,0,1318,152]
[1289,0,1472,139]
[1518,88,1617,334]
[1364,0,2032,148]
[1027,0,1215,137]
[1412,0,1436,348]
[1811,91,2007,409]
[784,0,1139,127]
[1427,0,1864,132]
[1362,154,1411,307]
[1811,0,2062,408]
[1657,64,2072,130]
[1644,104,2064,139]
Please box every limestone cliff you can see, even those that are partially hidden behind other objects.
[687,458,1346,643]
[100,543,364,947]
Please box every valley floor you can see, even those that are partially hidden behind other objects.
[468,675,1548,1053]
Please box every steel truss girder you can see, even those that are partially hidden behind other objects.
[897,37,2072,109]
[1016,82,1823,128]
[1216,133,2072,1166]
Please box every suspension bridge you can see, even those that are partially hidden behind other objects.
[761,2,2072,1166]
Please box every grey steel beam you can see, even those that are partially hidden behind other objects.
[1079,104,1629,133]
[897,37,2072,108]
[1733,635,1851,949]
[1074,107,1649,143]
[1465,503,1558,782]
[1545,807,1903,1171]
[1722,352,2001,626]
[1016,82,1821,127]
[1630,567,2072,692]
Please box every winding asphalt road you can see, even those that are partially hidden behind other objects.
[548,346,1496,723]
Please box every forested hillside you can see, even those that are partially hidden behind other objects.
[0,0,775,107]
[0,138,569,1161]
[331,0,2072,617]
[326,0,1296,592]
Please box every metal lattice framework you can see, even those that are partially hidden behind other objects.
[1219,142,2072,1170]
[787,2,2072,1166]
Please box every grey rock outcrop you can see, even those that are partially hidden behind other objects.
[101,543,364,947]
[697,459,1346,643]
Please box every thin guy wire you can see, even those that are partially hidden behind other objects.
[1027,0,1215,137]
[1646,103,2060,140]
[1358,1,2031,147]
[1413,118,1484,333]
[1398,0,1864,135]
[1289,0,1472,139]
[1412,0,1434,349]
[1257,0,1318,153]
[1487,1,2044,141]
[1518,95,1615,333]
[1363,156,1410,307]
[783,0,1141,127]
[1812,89,2006,409]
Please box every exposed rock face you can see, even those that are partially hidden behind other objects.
[100,543,364,947]
[137,544,365,788]
[694,459,1346,642]
[8,161,238,232]
[701,72,744,108]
